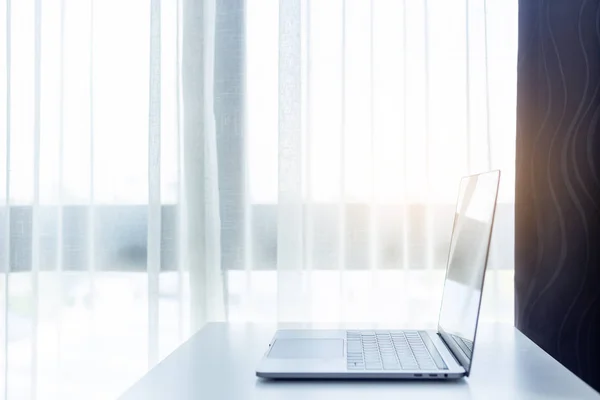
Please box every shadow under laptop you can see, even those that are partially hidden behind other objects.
[254,377,473,399]
[255,378,471,399]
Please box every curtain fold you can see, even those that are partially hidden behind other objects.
[277,0,305,322]
[147,0,161,368]
[182,0,224,334]
[1,0,10,398]
[0,0,517,398]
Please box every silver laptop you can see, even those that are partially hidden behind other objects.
[256,170,500,380]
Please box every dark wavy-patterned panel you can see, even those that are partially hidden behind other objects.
[516,0,600,392]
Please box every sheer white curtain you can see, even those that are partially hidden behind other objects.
[242,0,517,323]
[0,0,517,398]
[0,0,224,398]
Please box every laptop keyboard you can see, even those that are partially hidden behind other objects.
[346,330,448,371]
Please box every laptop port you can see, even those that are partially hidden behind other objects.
[414,374,423,377]
[429,374,437,377]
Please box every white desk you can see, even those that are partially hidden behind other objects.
[119,323,600,400]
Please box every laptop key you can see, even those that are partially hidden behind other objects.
[348,361,365,366]
[348,366,365,370]
[347,355,362,360]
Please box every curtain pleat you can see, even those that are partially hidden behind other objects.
[367,0,376,269]
[86,0,96,327]
[2,1,10,397]
[182,0,208,333]
[54,1,65,397]
[175,0,184,344]
[465,0,473,173]
[31,0,41,396]
[400,0,410,324]
[338,0,347,322]
[277,0,305,322]
[424,0,434,272]
[302,0,313,322]
[202,0,224,324]
[147,0,161,369]
[367,0,378,321]
[182,0,224,334]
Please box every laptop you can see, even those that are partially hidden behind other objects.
[256,170,500,379]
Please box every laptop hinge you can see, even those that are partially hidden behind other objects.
[437,330,471,375]
[437,332,460,363]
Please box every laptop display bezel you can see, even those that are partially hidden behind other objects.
[436,170,501,377]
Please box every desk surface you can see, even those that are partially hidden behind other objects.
[120,323,600,400]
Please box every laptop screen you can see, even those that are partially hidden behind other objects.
[437,170,500,375]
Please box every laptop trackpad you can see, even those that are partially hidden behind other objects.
[268,339,344,359]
